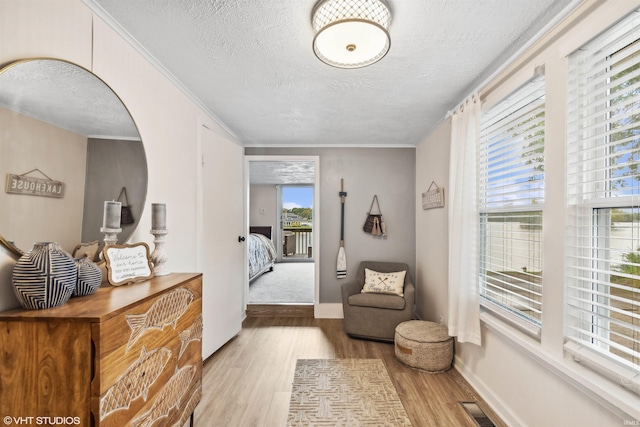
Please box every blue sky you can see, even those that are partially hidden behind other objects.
[283,186,313,209]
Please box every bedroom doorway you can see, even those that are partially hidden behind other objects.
[245,156,319,313]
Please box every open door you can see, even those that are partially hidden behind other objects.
[199,123,244,359]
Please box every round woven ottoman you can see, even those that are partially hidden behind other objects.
[394,320,453,373]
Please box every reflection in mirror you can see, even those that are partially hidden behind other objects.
[0,234,23,258]
[0,59,147,258]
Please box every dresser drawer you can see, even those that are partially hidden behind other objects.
[92,276,202,426]
[0,273,203,427]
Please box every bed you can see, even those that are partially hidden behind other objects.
[248,226,277,282]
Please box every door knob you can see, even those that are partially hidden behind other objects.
[238,236,245,242]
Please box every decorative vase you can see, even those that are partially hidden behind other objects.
[12,242,77,310]
[73,256,102,297]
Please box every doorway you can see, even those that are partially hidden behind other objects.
[245,156,319,311]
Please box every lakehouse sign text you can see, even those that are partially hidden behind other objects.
[5,173,65,198]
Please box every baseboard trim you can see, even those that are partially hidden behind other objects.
[314,303,343,319]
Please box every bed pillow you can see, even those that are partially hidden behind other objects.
[361,268,407,296]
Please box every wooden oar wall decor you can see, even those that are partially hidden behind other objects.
[337,179,347,279]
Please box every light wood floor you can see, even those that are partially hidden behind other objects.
[195,316,506,427]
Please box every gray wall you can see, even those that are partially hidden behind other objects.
[82,138,147,253]
[246,147,416,304]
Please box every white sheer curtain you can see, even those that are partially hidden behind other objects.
[447,94,482,345]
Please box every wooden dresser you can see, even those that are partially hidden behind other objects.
[0,272,202,427]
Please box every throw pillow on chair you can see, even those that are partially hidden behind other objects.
[361,268,407,296]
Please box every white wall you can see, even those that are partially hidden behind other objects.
[249,184,277,231]
[415,119,450,324]
[415,0,640,425]
[0,107,87,252]
[0,0,237,312]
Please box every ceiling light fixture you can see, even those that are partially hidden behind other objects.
[312,0,391,69]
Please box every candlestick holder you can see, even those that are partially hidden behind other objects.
[100,227,121,259]
[150,229,169,276]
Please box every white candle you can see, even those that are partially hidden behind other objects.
[103,201,121,229]
[152,203,166,230]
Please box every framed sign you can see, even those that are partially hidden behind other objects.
[422,181,445,210]
[103,242,154,286]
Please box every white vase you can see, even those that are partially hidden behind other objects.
[73,256,102,297]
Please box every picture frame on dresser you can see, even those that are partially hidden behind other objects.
[103,242,154,286]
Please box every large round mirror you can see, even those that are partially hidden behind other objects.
[0,58,147,258]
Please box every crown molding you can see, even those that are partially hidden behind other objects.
[82,0,240,144]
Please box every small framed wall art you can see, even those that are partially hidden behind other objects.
[422,181,445,210]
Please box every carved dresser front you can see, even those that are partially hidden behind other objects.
[0,272,203,427]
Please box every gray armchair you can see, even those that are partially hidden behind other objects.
[341,261,414,342]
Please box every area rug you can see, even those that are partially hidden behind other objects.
[287,359,412,426]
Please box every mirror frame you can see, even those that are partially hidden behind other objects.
[0,58,146,259]
[0,235,23,258]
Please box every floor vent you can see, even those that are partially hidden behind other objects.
[460,401,496,427]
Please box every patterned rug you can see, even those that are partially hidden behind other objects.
[287,359,412,426]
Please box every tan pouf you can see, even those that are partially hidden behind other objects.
[394,320,453,373]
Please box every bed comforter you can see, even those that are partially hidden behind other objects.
[248,233,276,280]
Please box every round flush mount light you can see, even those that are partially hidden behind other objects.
[312,0,391,69]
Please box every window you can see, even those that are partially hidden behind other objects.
[479,76,545,334]
[565,10,640,390]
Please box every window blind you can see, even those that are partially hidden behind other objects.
[479,77,545,332]
[565,9,640,388]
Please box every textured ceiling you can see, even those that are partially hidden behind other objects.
[86,0,576,147]
[249,161,316,185]
[0,59,139,140]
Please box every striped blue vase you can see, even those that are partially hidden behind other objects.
[12,242,77,310]
[73,256,102,297]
